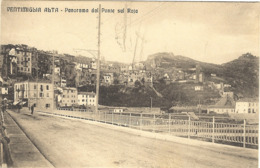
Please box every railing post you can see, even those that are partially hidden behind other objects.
[243,119,246,148]
[120,112,122,126]
[104,111,106,124]
[129,113,132,127]
[188,115,191,139]
[112,111,114,125]
[140,113,143,130]
[212,116,215,143]
[168,114,171,133]
[153,113,155,132]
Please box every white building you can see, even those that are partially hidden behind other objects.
[0,87,8,95]
[79,63,88,69]
[54,67,60,75]
[61,77,66,87]
[78,92,96,106]
[91,59,97,69]
[113,108,124,113]
[103,73,114,85]
[195,86,203,91]
[235,98,259,114]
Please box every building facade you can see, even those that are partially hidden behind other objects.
[59,87,78,107]
[78,92,96,106]
[14,81,54,109]
[0,87,8,95]
[207,96,236,114]
[235,98,259,114]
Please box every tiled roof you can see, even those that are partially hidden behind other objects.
[208,96,235,108]
[78,92,95,96]
[236,98,259,102]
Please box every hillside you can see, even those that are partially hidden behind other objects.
[144,52,258,98]
[221,53,259,98]
[77,52,258,108]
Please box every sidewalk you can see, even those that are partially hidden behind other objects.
[4,110,54,168]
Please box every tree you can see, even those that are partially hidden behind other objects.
[114,79,119,85]
[134,80,141,88]
[141,78,145,85]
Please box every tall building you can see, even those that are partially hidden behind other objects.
[59,87,78,107]
[14,81,54,109]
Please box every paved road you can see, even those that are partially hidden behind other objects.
[7,110,258,168]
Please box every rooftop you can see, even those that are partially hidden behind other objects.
[208,96,236,108]
[78,91,95,96]
[236,98,259,103]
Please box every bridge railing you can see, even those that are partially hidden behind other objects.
[48,109,258,148]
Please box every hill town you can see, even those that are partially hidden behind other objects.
[0,44,258,115]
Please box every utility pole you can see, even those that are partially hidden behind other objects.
[28,75,30,108]
[123,3,127,52]
[52,53,55,110]
[95,4,101,114]
[36,52,38,107]
[150,97,152,112]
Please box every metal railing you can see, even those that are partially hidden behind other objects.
[43,109,258,148]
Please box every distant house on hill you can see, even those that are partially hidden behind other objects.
[194,86,203,91]
[207,96,235,114]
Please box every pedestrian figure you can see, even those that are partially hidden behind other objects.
[2,99,6,113]
[31,104,34,115]
[18,104,21,113]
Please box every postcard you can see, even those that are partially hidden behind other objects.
[0,1,259,168]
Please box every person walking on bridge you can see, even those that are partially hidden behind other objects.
[31,104,34,115]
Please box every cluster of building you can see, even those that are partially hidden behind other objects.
[13,81,96,109]
[207,95,258,114]
[0,44,154,88]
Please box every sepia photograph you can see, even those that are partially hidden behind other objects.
[0,0,259,167]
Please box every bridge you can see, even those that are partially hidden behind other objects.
[1,109,258,168]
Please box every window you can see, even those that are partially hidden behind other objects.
[46,85,49,90]
[63,95,65,98]
[40,93,43,97]
[28,58,30,61]
[40,85,43,90]
[47,93,49,97]
[82,99,84,102]
[34,85,37,89]
[46,104,50,108]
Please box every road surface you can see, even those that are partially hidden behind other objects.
[7,110,258,168]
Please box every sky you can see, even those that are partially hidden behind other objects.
[1,1,259,64]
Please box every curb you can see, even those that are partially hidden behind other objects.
[5,111,54,168]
